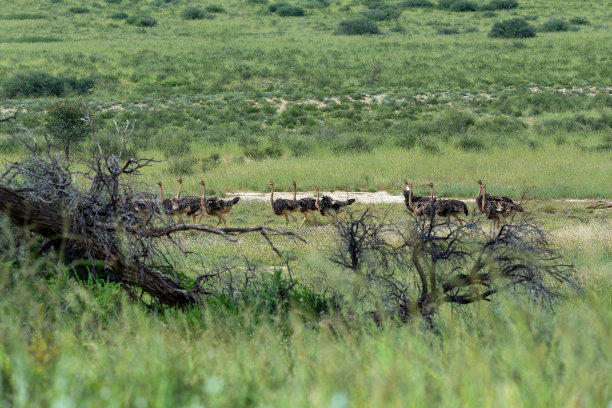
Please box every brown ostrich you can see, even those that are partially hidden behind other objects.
[292,181,318,228]
[269,181,299,228]
[197,181,240,228]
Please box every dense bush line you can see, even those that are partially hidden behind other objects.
[2,72,94,98]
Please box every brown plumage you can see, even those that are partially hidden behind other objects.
[404,182,436,217]
[174,178,202,223]
[315,187,355,224]
[427,182,468,222]
[476,180,524,227]
[156,181,184,223]
[197,181,240,228]
[269,181,299,228]
[402,179,430,214]
[292,181,318,228]
[124,185,156,223]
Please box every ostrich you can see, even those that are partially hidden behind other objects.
[404,182,435,217]
[402,179,430,213]
[476,181,524,227]
[197,181,240,228]
[292,181,318,228]
[175,178,202,223]
[124,185,156,223]
[315,187,356,224]
[269,181,299,228]
[156,181,184,223]
[427,182,468,222]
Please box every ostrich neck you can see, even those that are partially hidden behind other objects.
[429,186,434,200]
[270,185,274,207]
[293,185,297,201]
[158,184,163,199]
[482,185,486,212]
[176,182,182,199]
[202,185,207,207]
[408,187,413,209]
[316,189,320,209]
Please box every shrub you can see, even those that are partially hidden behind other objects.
[247,0,269,3]
[2,72,94,98]
[275,4,305,16]
[243,144,283,160]
[45,100,89,160]
[205,4,226,13]
[398,0,433,8]
[182,6,206,19]
[456,135,485,151]
[539,18,570,32]
[69,7,90,13]
[437,0,457,9]
[438,27,459,35]
[300,0,330,8]
[523,13,538,20]
[268,2,290,12]
[569,16,589,25]
[488,17,536,38]
[362,5,401,21]
[110,12,128,19]
[480,0,518,11]
[105,0,122,3]
[465,26,479,32]
[169,157,197,175]
[419,138,440,154]
[450,0,477,12]
[390,25,406,33]
[332,135,373,154]
[338,17,380,35]
[127,14,157,27]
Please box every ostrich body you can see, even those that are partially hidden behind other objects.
[269,181,299,228]
[156,181,184,223]
[315,187,356,224]
[174,178,202,223]
[405,183,436,217]
[402,179,430,213]
[124,185,156,222]
[198,181,240,228]
[428,182,468,221]
[476,181,523,227]
[292,181,318,228]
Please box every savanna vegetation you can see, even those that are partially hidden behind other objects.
[1,0,611,406]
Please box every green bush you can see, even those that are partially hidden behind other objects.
[480,0,518,11]
[488,17,536,38]
[523,13,538,20]
[275,4,306,16]
[110,12,128,19]
[205,4,226,13]
[300,0,330,8]
[332,135,373,154]
[169,157,197,175]
[338,17,380,35]
[268,2,290,12]
[244,144,283,160]
[127,14,157,27]
[456,135,485,151]
[437,0,457,9]
[45,100,89,160]
[569,16,589,25]
[105,0,122,3]
[450,0,477,12]
[182,6,206,19]
[2,72,94,98]
[362,5,401,21]
[287,138,314,157]
[398,0,433,8]
[437,27,459,35]
[69,7,90,13]
[539,18,570,32]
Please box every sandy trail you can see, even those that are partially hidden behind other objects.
[227,191,596,204]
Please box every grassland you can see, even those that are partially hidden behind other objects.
[1,0,612,196]
[1,0,611,406]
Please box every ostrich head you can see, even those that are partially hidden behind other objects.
[476,179,483,185]
[199,181,205,186]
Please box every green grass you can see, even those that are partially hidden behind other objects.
[1,210,611,406]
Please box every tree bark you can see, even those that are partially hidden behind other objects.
[0,186,200,308]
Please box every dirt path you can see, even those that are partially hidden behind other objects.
[227,191,596,204]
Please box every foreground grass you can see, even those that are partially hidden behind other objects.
[1,202,611,406]
[0,249,610,407]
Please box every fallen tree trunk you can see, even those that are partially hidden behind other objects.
[0,185,200,307]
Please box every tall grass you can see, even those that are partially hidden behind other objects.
[0,247,610,406]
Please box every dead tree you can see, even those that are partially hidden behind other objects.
[0,118,303,308]
[331,210,581,326]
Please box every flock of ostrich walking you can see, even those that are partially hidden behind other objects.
[126,178,524,229]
